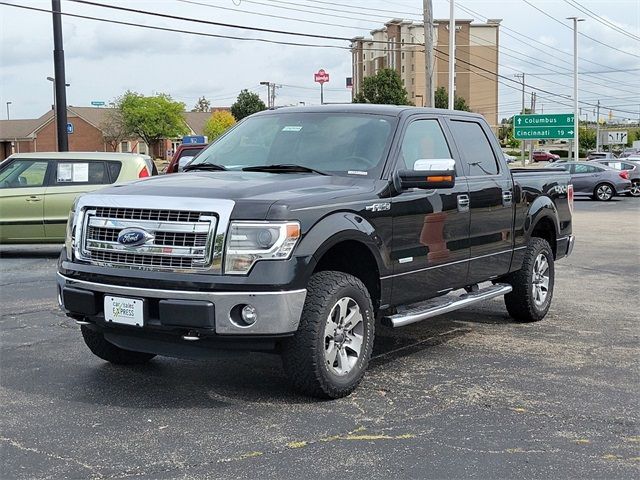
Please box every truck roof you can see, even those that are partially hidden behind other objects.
[254,104,485,120]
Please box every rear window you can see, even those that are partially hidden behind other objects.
[107,161,123,182]
[55,161,107,185]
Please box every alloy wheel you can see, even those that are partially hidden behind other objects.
[596,184,613,201]
[531,253,550,307]
[630,181,640,197]
[324,297,364,376]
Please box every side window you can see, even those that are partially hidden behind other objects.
[0,160,48,188]
[399,119,452,171]
[55,161,107,185]
[573,164,589,174]
[107,162,122,183]
[449,120,499,176]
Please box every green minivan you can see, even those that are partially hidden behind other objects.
[0,152,154,244]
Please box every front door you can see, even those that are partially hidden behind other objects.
[0,159,50,243]
[390,117,470,306]
[447,118,514,284]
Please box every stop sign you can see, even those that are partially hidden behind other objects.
[314,69,330,84]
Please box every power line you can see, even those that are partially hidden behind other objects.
[564,0,640,42]
[252,0,411,22]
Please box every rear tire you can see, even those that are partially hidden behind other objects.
[281,271,375,399]
[81,325,156,365]
[593,183,614,201]
[503,238,555,323]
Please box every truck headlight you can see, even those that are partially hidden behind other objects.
[65,198,79,259]
[224,221,300,275]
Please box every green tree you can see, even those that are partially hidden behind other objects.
[118,92,188,157]
[192,96,211,112]
[101,108,128,152]
[203,110,236,141]
[352,68,410,105]
[579,126,596,151]
[434,87,471,111]
[231,89,266,121]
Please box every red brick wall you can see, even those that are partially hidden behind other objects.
[35,116,106,152]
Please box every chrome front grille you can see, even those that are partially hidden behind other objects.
[79,207,217,271]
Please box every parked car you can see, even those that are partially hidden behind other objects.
[593,158,640,197]
[532,150,561,162]
[0,152,155,243]
[57,105,575,398]
[545,161,631,200]
[587,151,617,161]
[165,143,207,173]
[503,153,516,164]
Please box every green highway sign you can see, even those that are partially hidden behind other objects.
[513,113,575,140]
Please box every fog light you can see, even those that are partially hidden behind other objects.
[241,304,258,325]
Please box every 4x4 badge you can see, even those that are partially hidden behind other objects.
[365,202,391,212]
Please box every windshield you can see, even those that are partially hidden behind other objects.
[189,112,396,177]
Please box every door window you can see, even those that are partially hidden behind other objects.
[0,160,48,188]
[449,120,499,176]
[573,164,600,174]
[55,161,108,185]
[399,119,452,171]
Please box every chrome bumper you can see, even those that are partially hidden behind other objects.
[57,273,306,335]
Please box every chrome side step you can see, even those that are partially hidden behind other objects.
[382,283,512,328]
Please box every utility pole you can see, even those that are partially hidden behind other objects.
[260,81,276,108]
[595,100,601,151]
[51,0,69,151]
[515,73,526,166]
[568,16,585,161]
[448,0,455,110]
[423,0,434,107]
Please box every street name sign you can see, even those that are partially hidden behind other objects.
[91,101,106,106]
[513,113,575,140]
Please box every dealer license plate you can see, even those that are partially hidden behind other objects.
[104,296,144,327]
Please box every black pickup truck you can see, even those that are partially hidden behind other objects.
[58,105,574,398]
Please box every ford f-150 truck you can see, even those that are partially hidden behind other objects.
[57,105,574,398]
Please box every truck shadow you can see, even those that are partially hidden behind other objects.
[0,245,62,258]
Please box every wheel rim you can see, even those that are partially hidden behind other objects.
[630,181,640,197]
[531,253,550,307]
[596,184,613,200]
[324,297,364,376]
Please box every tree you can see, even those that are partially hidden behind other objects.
[352,68,410,105]
[101,109,128,152]
[118,91,189,157]
[203,110,236,141]
[192,96,211,112]
[434,87,471,111]
[579,126,596,151]
[231,89,266,121]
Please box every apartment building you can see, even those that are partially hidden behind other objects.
[351,18,501,127]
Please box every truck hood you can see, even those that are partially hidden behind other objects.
[95,171,378,220]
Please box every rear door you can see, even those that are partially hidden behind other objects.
[447,118,514,284]
[43,160,113,240]
[0,159,50,242]
[389,115,470,305]
[570,163,598,193]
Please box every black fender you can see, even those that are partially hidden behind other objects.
[523,196,560,244]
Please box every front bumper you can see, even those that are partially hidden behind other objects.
[565,234,575,257]
[57,273,306,336]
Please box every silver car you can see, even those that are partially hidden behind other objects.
[592,159,640,197]
[545,161,632,201]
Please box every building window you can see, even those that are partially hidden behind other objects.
[363,65,366,72]
[401,65,405,73]
[401,52,405,60]
[138,143,147,155]
[411,78,415,85]
[411,64,415,72]
[120,141,129,153]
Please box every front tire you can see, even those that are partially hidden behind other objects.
[503,238,555,322]
[281,271,375,399]
[593,183,614,201]
[81,325,156,365]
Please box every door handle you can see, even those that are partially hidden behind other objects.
[502,191,513,205]
[26,196,42,202]
[457,194,470,212]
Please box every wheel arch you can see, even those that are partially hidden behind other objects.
[525,197,560,258]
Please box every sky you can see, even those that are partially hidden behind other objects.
[1,0,639,123]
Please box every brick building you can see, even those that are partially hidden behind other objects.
[351,18,501,128]
[0,107,216,161]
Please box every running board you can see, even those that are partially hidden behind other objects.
[382,283,512,328]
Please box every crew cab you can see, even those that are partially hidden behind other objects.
[57,105,574,398]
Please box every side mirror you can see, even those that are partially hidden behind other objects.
[177,156,194,172]
[394,158,456,190]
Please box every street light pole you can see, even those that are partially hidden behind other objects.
[515,73,526,166]
[423,0,434,107]
[448,0,455,110]
[568,16,585,162]
[6,101,11,120]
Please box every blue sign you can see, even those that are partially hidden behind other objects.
[66,122,74,134]
[91,101,106,106]
[182,135,207,144]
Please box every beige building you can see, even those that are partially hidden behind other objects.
[351,18,501,128]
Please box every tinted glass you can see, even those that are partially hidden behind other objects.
[0,160,48,188]
[107,161,122,182]
[399,119,451,171]
[55,161,107,185]
[573,164,590,174]
[192,113,396,178]
[450,120,499,176]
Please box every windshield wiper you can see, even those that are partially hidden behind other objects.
[183,163,227,172]
[242,164,328,175]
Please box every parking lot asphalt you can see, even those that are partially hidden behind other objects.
[1,197,639,479]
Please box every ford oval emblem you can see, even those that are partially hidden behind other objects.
[117,228,153,247]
